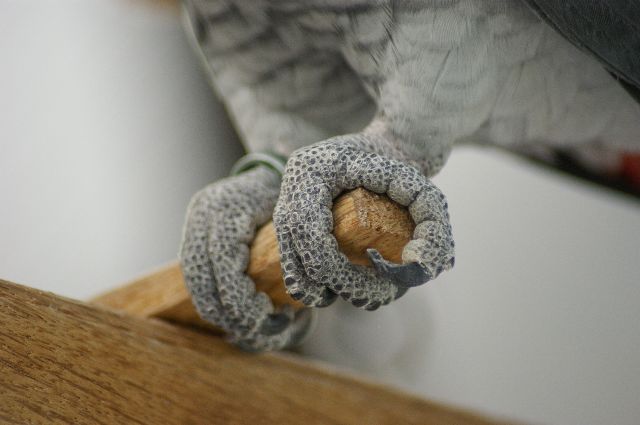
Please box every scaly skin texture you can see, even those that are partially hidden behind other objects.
[180,166,313,350]
[274,126,454,310]
[179,0,640,351]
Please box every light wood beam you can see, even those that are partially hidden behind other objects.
[0,279,511,425]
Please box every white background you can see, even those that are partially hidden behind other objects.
[1,1,639,424]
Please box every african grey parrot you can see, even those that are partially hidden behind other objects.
[178,0,640,351]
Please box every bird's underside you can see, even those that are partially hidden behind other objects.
[179,0,640,351]
[187,0,640,193]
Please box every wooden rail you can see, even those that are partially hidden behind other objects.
[0,279,511,424]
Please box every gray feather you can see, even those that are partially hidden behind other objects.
[523,0,640,101]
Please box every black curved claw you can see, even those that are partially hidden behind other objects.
[367,248,432,288]
[259,312,292,336]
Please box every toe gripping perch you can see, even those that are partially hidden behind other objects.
[181,150,451,351]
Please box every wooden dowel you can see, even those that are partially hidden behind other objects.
[93,188,415,331]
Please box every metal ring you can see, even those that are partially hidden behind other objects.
[230,152,287,178]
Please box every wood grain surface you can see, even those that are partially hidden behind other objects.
[0,279,511,425]
[93,188,415,332]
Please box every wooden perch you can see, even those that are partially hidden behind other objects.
[93,188,415,332]
[0,279,510,425]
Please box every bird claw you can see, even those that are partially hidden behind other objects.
[366,248,432,287]
[259,309,293,336]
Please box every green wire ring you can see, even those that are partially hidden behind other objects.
[229,151,287,178]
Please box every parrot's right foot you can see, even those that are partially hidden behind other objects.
[180,165,313,351]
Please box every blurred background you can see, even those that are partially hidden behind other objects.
[1,1,639,424]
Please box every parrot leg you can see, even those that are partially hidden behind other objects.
[274,124,455,311]
[180,166,314,351]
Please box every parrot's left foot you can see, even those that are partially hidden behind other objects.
[273,129,455,311]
